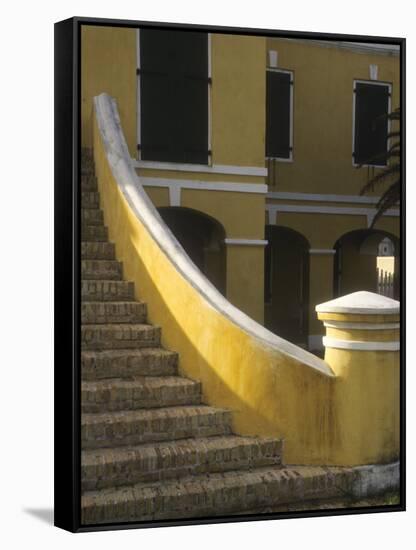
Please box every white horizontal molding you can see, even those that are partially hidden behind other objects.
[267,191,382,204]
[141,177,268,196]
[266,204,399,227]
[324,320,400,330]
[134,159,268,177]
[225,238,268,247]
[309,249,336,255]
[323,336,400,351]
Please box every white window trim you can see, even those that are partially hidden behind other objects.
[266,67,294,163]
[352,79,392,169]
[136,29,212,166]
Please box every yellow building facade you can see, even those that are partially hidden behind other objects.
[81,26,400,351]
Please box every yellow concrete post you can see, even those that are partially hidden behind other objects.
[316,291,400,465]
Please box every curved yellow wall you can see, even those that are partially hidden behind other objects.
[92,94,399,468]
[93,115,337,466]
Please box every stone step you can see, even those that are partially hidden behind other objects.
[81,323,161,350]
[81,260,122,281]
[82,191,100,209]
[81,406,232,449]
[82,242,115,260]
[82,148,93,161]
[81,225,109,242]
[81,208,104,227]
[81,435,283,491]
[82,280,134,302]
[81,376,202,413]
[81,465,347,524]
[82,175,98,192]
[82,348,178,380]
[81,301,147,325]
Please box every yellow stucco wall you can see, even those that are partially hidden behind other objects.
[211,34,266,168]
[265,39,400,196]
[81,25,137,156]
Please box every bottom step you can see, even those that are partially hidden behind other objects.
[81,465,350,524]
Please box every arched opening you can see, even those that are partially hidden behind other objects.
[264,225,310,347]
[333,229,399,299]
[158,207,226,295]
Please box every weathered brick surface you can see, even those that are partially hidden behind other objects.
[81,348,178,380]
[81,323,161,350]
[82,376,202,413]
[82,301,147,325]
[82,191,100,209]
[81,466,352,524]
[82,175,98,192]
[81,406,232,449]
[81,208,104,226]
[81,436,283,490]
[82,225,109,242]
[82,280,134,301]
[82,242,115,260]
[81,260,122,281]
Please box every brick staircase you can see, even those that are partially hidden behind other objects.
[80,150,328,524]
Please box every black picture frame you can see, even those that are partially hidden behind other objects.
[54,16,406,533]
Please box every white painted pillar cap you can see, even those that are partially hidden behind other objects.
[316,291,399,315]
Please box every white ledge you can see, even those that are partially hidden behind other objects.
[133,159,268,177]
[225,238,268,246]
[94,93,333,378]
[316,291,400,315]
[324,320,400,330]
[323,337,400,351]
[140,176,268,195]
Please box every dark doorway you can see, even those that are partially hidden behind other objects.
[264,225,309,347]
[158,207,226,295]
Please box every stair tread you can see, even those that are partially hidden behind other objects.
[82,348,175,359]
[82,434,281,465]
[82,375,199,391]
[82,405,229,425]
[81,465,341,523]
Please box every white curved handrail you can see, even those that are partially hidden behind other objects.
[93,93,334,377]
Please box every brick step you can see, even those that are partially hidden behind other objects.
[82,191,100,209]
[82,242,115,260]
[81,376,202,413]
[82,280,134,302]
[81,435,283,491]
[82,406,232,450]
[81,465,346,524]
[82,301,147,325]
[82,175,98,192]
[82,348,178,380]
[81,260,122,281]
[81,225,109,242]
[81,323,161,350]
[81,208,104,226]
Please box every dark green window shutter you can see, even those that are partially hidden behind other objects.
[266,71,292,159]
[139,29,209,164]
[354,82,390,166]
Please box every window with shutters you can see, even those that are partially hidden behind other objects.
[138,29,209,165]
[266,69,294,161]
[352,80,391,167]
